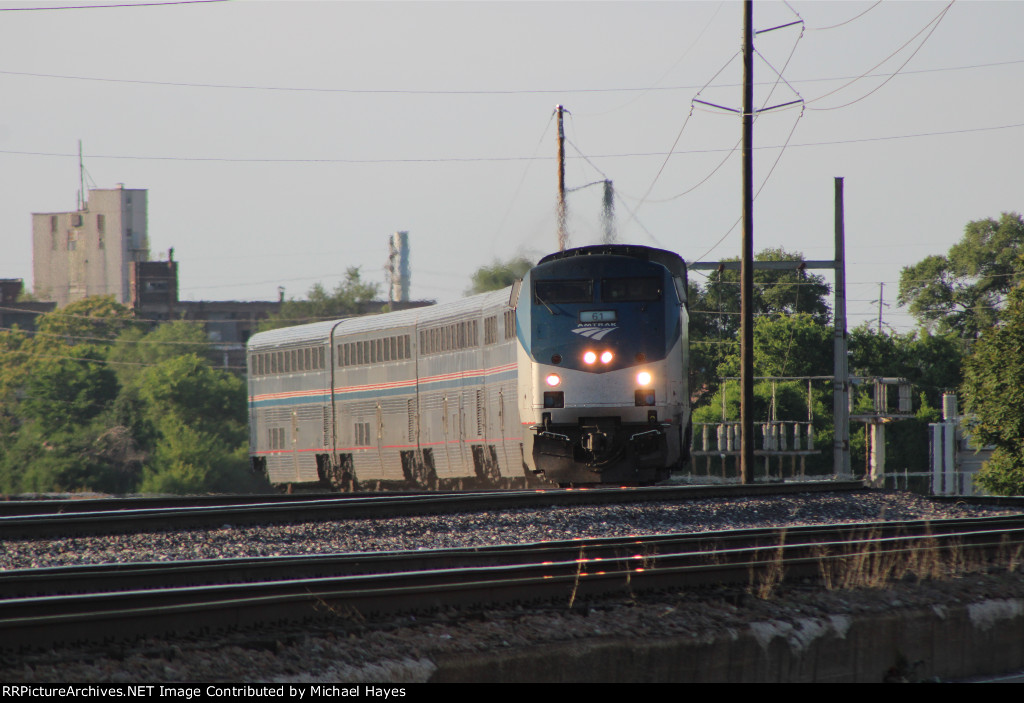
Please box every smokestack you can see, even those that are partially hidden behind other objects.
[388,231,410,303]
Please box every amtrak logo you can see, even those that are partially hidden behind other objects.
[573,326,617,340]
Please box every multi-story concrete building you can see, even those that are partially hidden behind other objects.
[0,279,56,332]
[32,186,149,307]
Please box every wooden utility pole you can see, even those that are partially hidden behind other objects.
[740,0,755,484]
[556,105,568,251]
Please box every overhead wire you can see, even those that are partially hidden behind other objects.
[792,0,883,32]
[1,120,1021,166]
[3,55,1019,96]
[578,1,726,117]
[0,0,226,10]
[805,1,955,111]
[0,321,236,348]
[688,103,805,265]
[491,111,555,245]
[629,50,740,219]
[649,13,806,209]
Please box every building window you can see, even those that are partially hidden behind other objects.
[96,214,105,234]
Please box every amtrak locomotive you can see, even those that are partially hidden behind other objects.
[248,244,689,489]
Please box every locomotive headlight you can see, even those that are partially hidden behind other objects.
[636,371,653,386]
[545,373,561,387]
[583,351,597,364]
[600,350,614,364]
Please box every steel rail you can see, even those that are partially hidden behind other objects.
[3,516,1024,652]
[0,481,864,538]
[4,513,1024,599]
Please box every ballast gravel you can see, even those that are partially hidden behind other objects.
[1,490,1022,683]
[0,490,1008,569]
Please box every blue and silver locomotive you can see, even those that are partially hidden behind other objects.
[516,245,690,485]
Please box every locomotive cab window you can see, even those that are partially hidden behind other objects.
[534,279,593,304]
[601,277,662,302]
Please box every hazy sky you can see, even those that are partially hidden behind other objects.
[1,0,1021,333]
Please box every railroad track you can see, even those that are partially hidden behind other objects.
[4,514,1024,652]
[0,480,863,538]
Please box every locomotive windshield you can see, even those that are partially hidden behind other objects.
[534,279,593,304]
[601,277,662,302]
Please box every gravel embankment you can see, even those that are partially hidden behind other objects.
[1,490,1021,683]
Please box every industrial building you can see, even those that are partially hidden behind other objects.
[32,186,149,308]
[0,279,56,332]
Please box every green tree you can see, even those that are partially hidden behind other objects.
[961,284,1024,494]
[693,248,831,339]
[0,328,32,438]
[132,354,247,446]
[716,313,832,380]
[689,248,831,399]
[848,325,964,408]
[129,354,267,494]
[138,424,252,495]
[108,320,213,386]
[466,257,533,295]
[259,267,380,331]
[36,296,139,343]
[898,212,1024,339]
[0,342,135,494]
[21,345,119,435]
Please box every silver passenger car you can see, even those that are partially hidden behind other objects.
[248,289,523,490]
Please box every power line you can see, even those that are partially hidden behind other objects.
[2,120,1021,166]
[1,55,1019,96]
[794,0,883,32]
[0,0,226,10]
[0,323,233,348]
[805,1,955,111]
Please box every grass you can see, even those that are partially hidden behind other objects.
[747,523,1020,598]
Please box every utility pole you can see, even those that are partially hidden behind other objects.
[556,105,568,251]
[739,0,755,484]
[78,140,85,211]
[602,180,616,243]
[834,177,851,477]
[877,282,884,331]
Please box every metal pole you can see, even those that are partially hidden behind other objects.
[878,282,884,331]
[740,0,755,484]
[833,177,851,476]
[78,140,85,211]
[602,179,616,244]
